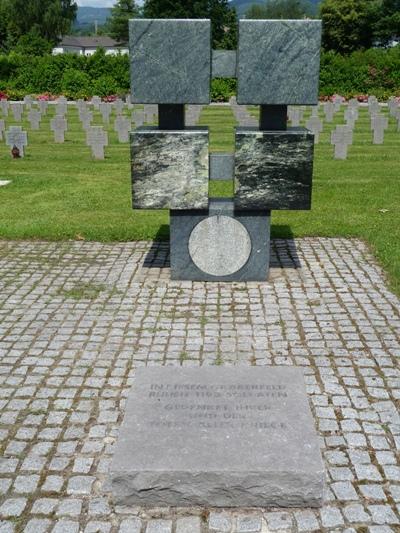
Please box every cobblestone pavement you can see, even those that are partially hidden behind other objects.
[0,238,399,533]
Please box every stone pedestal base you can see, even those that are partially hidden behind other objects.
[170,198,270,281]
[109,367,325,508]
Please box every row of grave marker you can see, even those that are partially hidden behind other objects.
[2,99,399,160]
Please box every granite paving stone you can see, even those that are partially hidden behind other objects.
[0,238,399,531]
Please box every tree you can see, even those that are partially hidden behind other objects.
[246,0,312,19]
[6,0,77,46]
[13,28,53,55]
[0,0,11,51]
[108,0,139,43]
[320,0,378,54]
[373,0,400,45]
[143,0,238,49]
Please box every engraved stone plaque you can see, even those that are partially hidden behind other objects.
[109,367,325,507]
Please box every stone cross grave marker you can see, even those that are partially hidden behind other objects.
[132,109,144,127]
[114,98,124,115]
[344,107,358,128]
[368,97,380,117]
[323,101,334,122]
[80,111,93,130]
[11,103,23,121]
[348,98,359,110]
[186,105,203,126]
[310,104,319,118]
[288,106,303,126]
[332,94,344,112]
[23,95,33,108]
[1,99,9,117]
[86,126,108,160]
[76,99,87,114]
[388,97,399,118]
[6,126,28,157]
[331,124,353,159]
[28,109,41,130]
[371,114,389,144]
[230,101,258,126]
[99,103,112,124]
[50,115,67,143]
[305,115,323,143]
[0,119,5,140]
[114,115,130,142]
[56,101,67,116]
[38,100,48,115]
[394,108,400,132]
[91,95,102,110]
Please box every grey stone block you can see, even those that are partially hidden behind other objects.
[129,19,211,104]
[234,127,314,210]
[131,127,209,210]
[209,153,234,180]
[237,20,322,105]
[212,50,237,78]
[170,198,270,282]
[109,367,325,507]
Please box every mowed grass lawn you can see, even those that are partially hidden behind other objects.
[0,104,399,294]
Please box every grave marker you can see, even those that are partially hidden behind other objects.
[99,103,112,124]
[0,99,9,117]
[86,126,108,159]
[344,108,358,128]
[371,114,389,144]
[50,115,68,143]
[114,98,124,114]
[11,103,23,121]
[331,124,352,159]
[323,101,334,122]
[0,119,5,141]
[38,100,48,115]
[5,126,28,157]
[56,102,67,116]
[132,110,144,127]
[114,116,130,142]
[80,111,93,130]
[91,95,102,109]
[28,109,41,130]
[288,106,302,126]
[305,115,323,143]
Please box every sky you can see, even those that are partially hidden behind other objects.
[76,0,143,6]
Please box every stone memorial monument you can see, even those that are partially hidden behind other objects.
[128,18,321,282]
[109,18,325,509]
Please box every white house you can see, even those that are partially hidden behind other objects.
[53,36,129,56]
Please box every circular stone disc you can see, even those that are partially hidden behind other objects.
[188,215,252,277]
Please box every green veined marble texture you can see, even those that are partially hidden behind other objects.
[129,19,211,104]
[131,127,209,210]
[237,20,322,105]
[235,127,314,210]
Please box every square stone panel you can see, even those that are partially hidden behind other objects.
[131,127,209,210]
[237,20,322,105]
[129,19,211,104]
[235,127,314,210]
[109,366,325,507]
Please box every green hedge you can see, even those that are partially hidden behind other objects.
[1,46,400,101]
